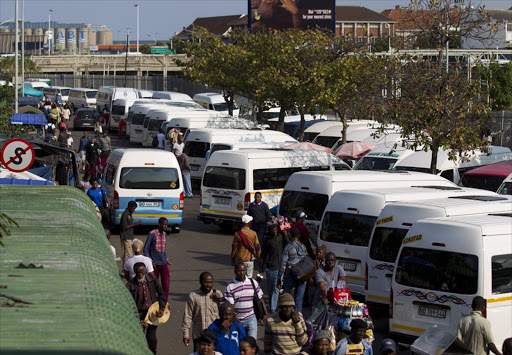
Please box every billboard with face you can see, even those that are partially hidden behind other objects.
[250,0,335,33]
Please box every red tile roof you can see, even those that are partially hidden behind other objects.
[336,6,395,23]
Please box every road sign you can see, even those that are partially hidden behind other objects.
[151,46,171,54]
[1,139,35,173]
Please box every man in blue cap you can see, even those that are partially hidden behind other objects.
[380,338,396,355]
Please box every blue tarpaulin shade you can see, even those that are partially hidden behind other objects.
[19,86,44,97]
[9,113,47,125]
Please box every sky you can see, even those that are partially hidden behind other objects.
[1,0,511,41]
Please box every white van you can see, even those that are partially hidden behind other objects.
[42,86,71,103]
[136,89,154,98]
[303,121,342,143]
[498,173,512,195]
[184,128,298,180]
[68,88,98,110]
[199,149,339,230]
[193,92,240,117]
[96,86,139,131]
[23,81,49,91]
[162,116,261,151]
[393,146,512,184]
[367,195,512,310]
[128,104,161,143]
[319,187,502,297]
[354,145,417,171]
[278,170,458,237]
[390,214,512,346]
[312,121,378,149]
[103,149,184,230]
[152,91,193,101]
[111,98,139,131]
[330,127,401,153]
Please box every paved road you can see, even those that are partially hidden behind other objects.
[69,126,394,355]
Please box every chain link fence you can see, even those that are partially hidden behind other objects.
[490,111,512,149]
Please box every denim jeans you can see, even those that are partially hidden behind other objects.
[266,268,280,313]
[252,223,267,246]
[241,314,258,339]
[282,270,307,313]
[182,172,193,197]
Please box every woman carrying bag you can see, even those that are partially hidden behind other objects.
[278,228,316,313]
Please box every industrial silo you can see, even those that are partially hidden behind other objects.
[56,27,66,51]
[77,27,87,52]
[96,28,108,45]
[66,27,77,50]
[88,28,96,46]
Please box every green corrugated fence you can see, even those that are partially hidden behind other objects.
[0,185,152,354]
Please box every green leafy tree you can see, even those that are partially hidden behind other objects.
[140,44,151,54]
[476,61,512,111]
[0,84,30,137]
[0,57,40,75]
[376,58,490,173]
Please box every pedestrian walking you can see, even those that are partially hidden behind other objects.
[126,262,166,354]
[93,108,101,137]
[86,138,100,177]
[79,171,92,193]
[177,151,193,198]
[263,293,308,355]
[291,211,314,259]
[156,129,165,149]
[120,201,142,264]
[78,131,91,171]
[86,178,109,223]
[99,131,111,168]
[66,131,73,148]
[260,222,288,314]
[300,330,332,355]
[144,217,172,301]
[61,104,71,127]
[232,215,261,278]
[182,272,224,350]
[278,228,308,313]
[225,262,268,340]
[208,303,247,355]
[247,191,273,245]
[123,238,155,281]
[190,329,223,355]
[333,319,372,355]
[458,296,502,355]
[57,126,68,147]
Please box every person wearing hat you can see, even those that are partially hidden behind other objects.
[190,329,223,355]
[66,131,74,148]
[126,262,167,354]
[301,330,333,355]
[232,214,261,278]
[264,293,308,355]
[333,319,372,355]
[172,132,185,157]
[380,338,396,355]
[208,302,247,355]
[291,211,314,259]
[247,191,273,245]
[260,221,288,314]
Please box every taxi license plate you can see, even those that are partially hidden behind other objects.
[214,197,230,205]
[418,306,446,318]
[139,202,160,207]
[82,123,91,126]
[191,165,200,171]
[339,261,356,272]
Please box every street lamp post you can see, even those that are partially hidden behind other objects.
[21,0,24,96]
[48,9,53,56]
[15,0,19,113]
[134,4,139,53]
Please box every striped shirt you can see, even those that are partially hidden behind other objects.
[264,312,308,355]
[279,241,307,280]
[224,277,263,321]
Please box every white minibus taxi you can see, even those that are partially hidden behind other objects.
[367,195,512,310]
[277,171,457,238]
[319,187,502,298]
[136,89,154,98]
[354,145,417,171]
[303,121,342,143]
[111,98,139,132]
[200,149,338,230]
[193,92,239,117]
[390,214,512,346]
[128,104,162,143]
[312,120,377,149]
[103,149,183,230]
[184,128,298,180]
[42,86,71,103]
[152,91,193,101]
[330,127,401,153]
[393,146,512,184]
[68,88,98,110]
[498,173,512,195]
[96,86,138,131]
[23,81,49,91]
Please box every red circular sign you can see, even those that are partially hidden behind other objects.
[1,138,35,173]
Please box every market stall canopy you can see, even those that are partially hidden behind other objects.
[9,112,47,126]
[333,141,378,159]
[0,168,53,186]
[19,86,44,97]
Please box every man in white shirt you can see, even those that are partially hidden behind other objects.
[172,133,185,157]
[66,131,74,148]
[157,129,166,150]
[123,239,155,281]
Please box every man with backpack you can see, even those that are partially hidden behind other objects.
[231,215,261,278]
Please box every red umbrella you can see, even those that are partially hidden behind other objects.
[333,141,378,159]
[282,142,332,153]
